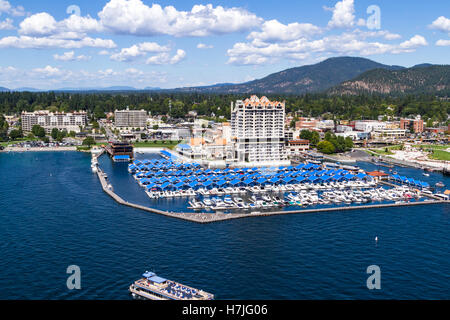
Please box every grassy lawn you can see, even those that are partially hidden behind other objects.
[414,144,450,151]
[133,140,181,150]
[429,150,450,161]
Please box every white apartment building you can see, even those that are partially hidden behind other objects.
[231,95,287,163]
[21,110,87,133]
[114,107,147,129]
[354,121,387,132]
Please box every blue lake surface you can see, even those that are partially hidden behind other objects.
[0,151,449,299]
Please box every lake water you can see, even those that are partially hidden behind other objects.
[0,151,448,299]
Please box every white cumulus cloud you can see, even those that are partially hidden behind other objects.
[110,42,171,62]
[53,51,91,61]
[146,49,186,65]
[430,16,450,33]
[436,39,450,46]
[327,0,355,29]
[98,0,262,37]
[0,35,116,49]
[227,32,428,65]
[0,0,25,17]
[247,19,322,42]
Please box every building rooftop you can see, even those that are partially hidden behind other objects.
[240,95,283,107]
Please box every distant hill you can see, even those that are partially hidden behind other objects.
[173,57,404,94]
[330,65,450,95]
[14,87,40,92]
[0,87,9,92]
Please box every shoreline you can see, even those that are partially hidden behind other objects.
[1,146,78,152]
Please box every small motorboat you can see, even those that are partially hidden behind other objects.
[422,173,430,177]
[435,182,445,188]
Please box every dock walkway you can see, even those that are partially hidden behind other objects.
[96,168,449,224]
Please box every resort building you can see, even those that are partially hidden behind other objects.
[21,110,87,133]
[115,107,148,129]
[231,95,288,164]
[400,116,424,133]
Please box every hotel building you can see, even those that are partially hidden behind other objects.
[21,110,88,133]
[114,107,148,129]
[400,116,424,133]
[231,95,287,163]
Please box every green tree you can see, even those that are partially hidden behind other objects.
[82,136,95,147]
[344,137,354,151]
[153,124,159,130]
[9,129,23,140]
[317,141,336,154]
[51,128,59,140]
[56,130,67,142]
[0,114,8,141]
[31,125,46,138]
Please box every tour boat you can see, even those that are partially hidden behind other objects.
[130,272,214,300]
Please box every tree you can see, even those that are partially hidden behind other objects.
[344,137,354,151]
[56,130,67,142]
[82,136,95,147]
[153,125,159,130]
[0,114,8,141]
[9,129,23,140]
[317,141,336,154]
[51,128,59,140]
[31,125,46,138]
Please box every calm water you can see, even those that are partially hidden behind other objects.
[0,151,448,300]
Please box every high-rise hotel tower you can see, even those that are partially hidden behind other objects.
[231,95,287,163]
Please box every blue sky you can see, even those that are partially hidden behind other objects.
[0,0,449,89]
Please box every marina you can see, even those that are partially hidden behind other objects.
[93,150,448,224]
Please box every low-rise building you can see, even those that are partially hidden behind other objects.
[372,128,407,139]
[295,118,318,131]
[287,140,310,157]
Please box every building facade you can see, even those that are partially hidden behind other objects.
[114,108,148,129]
[231,95,287,163]
[400,116,424,133]
[21,110,87,133]
[287,140,310,157]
